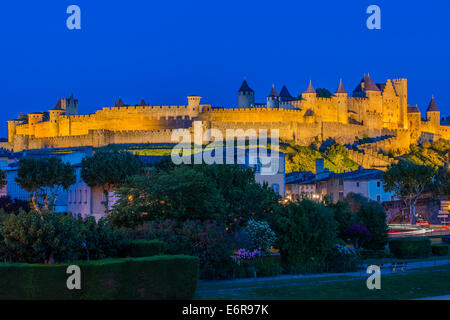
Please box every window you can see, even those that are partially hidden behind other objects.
[85,190,88,204]
[377,181,381,188]
[339,192,344,199]
[356,182,360,187]
[79,190,82,203]
[74,189,77,203]
[329,193,334,202]
[377,195,381,202]
[339,178,343,186]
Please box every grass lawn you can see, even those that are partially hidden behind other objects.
[195,264,450,300]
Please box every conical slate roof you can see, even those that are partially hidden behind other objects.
[239,80,254,93]
[427,96,439,112]
[268,85,279,98]
[279,85,294,101]
[139,99,147,106]
[115,98,125,107]
[304,80,315,94]
[335,79,347,94]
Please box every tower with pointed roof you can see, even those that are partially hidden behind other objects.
[426,95,440,131]
[238,80,255,108]
[301,80,316,113]
[335,79,348,124]
[267,85,280,109]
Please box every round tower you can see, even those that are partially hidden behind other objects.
[334,79,348,124]
[238,80,255,108]
[267,85,280,109]
[426,96,440,133]
[187,95,202,118]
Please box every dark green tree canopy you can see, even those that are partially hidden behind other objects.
[15,157,76,213]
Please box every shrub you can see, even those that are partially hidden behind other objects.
[245,220,277,254]
[270,200,337,273]
[347,193,389,250]
[389,238,432,259]
[128,220,235,280]
[0,210,129,263]
[325,245,360,273]
[232,254,281,278]
[126,240,165,257]
[0,255,199,299]
[432,244,449,256]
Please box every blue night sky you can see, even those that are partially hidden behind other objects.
[0,0,448,137]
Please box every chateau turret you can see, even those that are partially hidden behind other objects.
[426,96,440,131]
[187,95,202,117]
[238,80,255,108]
[335,79,348,124]
[267,85,280,109]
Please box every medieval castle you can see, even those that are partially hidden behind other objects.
[4,76,449,159]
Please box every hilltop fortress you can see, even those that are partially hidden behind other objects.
[4,76,450,160]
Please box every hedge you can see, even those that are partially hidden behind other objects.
[389,238,431,259]
[0,255,199,300]
[432,244,449,256]
[126,240,165,258]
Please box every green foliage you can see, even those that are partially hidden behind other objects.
[126,240,165,257]
[283,143,358,174]
[327,201,356,240]
[111,166,226,225]
[316,88,332,98]
[346,193,389,251]
[111,164,280,229]
[431,244,449,256]
[270,200,337,273]
[15,157,76,212]
[325,245,360,273]
[0,255,199,300]
[435,164,450,196]
[389,238,431,259]
[245,220,277,254]
[0,210,128,263]
[233,255,282,278]
[127,219,236,280]
[81,150,145,211]
[0,196,30,214]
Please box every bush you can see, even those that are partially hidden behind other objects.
[389,238,432,259]
[325,245,360,273]
[245,220,277,253]
[0,210,129,263]
[127,220,235,280]
[346,193,389,250]
[126,240,165,257]
[0,255,199,300]
[432,244,449,256]
[270,200,337,273]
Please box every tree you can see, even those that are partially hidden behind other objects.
[345,193,388,250]
[435,164,450,196]
[81,151,144,212]
[316,88,332,98]
[109,166,227,227]
[383,160,437,225]
[270,200,337,273]
[15,157,76,214]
